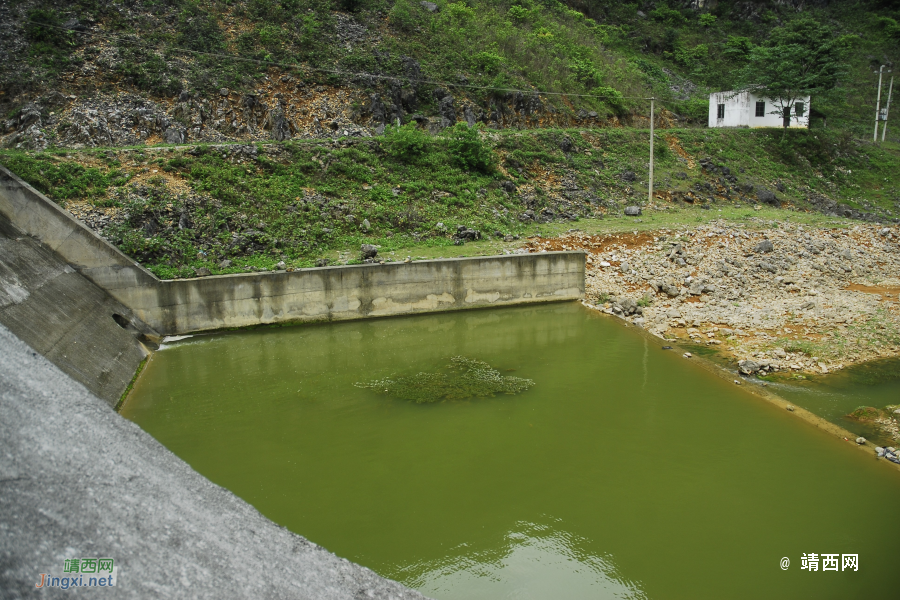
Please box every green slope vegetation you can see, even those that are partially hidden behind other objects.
[3,1,898,133]
[2,127,897,278]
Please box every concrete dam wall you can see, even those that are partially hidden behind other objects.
[0,165,585,337]
[0,214,150,406]
[0,322,430,599]
[0,164,583,598]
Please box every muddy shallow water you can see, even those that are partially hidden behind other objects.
[123,302,900,599]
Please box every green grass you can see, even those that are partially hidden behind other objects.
[1,126,897,278]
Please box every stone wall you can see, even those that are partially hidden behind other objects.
[0,165,585,336]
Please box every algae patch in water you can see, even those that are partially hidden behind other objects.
[355,357,535,403]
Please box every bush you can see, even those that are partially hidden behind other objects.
[383,123,430,162]
[389,0,418,32]
[570,58,601,88]
[473,51,506,75]
[723,36,754,62]
[590,86,625,113]
[650,4,685,24]
[443,123,495,173]
[699,13,716,27]
[507,5,529,22]
[177,4,225,53]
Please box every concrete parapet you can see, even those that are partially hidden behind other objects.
[0,164,585,335]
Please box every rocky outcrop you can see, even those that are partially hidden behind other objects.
[524,221,900,375]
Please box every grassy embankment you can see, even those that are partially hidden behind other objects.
[1,126,898,279]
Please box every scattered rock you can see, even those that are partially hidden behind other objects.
[420,1,439,12]
[683,352,692,358]
[361,244,378,259]
[194,267,211,277]
[786,405,795,411]
[624,206,642,216]
[757,188,778,206]
[856,437,867,445]
[218,259,232,268]
[738,360,761,375]
[754,239,774,253]
[453,226,481,244]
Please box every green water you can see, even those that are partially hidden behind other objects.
[769,358,900,446]
[123,303,900,599]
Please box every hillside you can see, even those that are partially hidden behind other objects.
[2,0,898,147]
[2,127,898,277]
[1,0,899,277]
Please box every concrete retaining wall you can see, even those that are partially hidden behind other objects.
[0,165,585,336]
[0,214,150,406]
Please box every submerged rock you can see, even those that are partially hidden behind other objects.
[355,356,534,403]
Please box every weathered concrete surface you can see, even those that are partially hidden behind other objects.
[141,252,584,334]
[0,215,150,406]
[0,323,430,599]
[0,164,585,336]
[0,166,158,292]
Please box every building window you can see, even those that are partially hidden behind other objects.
[795,102,805,116]
[755,101,765,117]
[717,103,725,119]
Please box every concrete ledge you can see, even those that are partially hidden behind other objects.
[0,322,430,599]
[0,164,585,335]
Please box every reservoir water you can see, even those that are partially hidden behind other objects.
[122,302,900,599]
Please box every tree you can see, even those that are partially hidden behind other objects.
[738,19,853,128]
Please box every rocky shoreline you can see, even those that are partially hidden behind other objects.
[523,218,900,378]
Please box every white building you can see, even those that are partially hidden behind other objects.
[708,91,810,128]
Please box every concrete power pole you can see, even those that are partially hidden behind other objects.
[649,98,655,205]
[882,75,894,142]
[874,65,885,143]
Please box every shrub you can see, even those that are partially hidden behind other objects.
[570,58,601,88]
[699,13,716,27]
[177,4,225,53]
[443,123,495,173]
[590,86,625,113]
[650,4,685,24]
[507,5,529,22]
[473,51,506,75]
[389,0,418,32]
[723,36,754,62]
[383,123,430,162]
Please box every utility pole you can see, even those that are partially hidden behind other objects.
[882,75,893,142]
[649,98,655,205]
[874,65,885,143]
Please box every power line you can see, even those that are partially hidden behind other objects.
[20,18,658,103]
